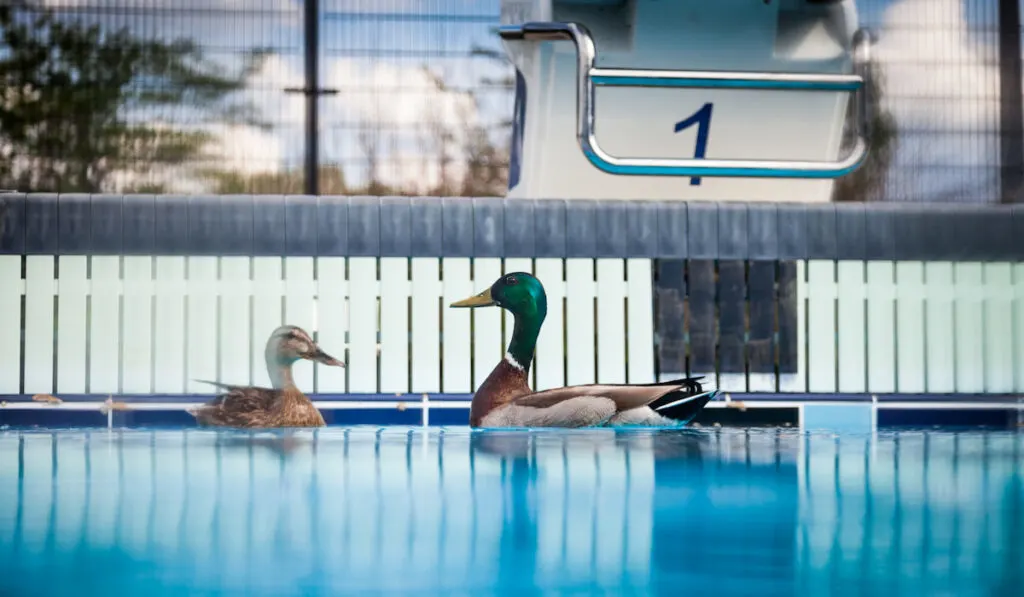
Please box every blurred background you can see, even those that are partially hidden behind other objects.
[0,0,1020,203]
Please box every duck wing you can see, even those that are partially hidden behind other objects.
[191,380,278,412]
[512,377,708,413]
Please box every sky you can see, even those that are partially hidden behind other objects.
[27,0,1017,201]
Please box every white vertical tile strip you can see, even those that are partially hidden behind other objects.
[315,258,348,393]
[0,256,21,393]
[565,259,596,386]
[924,262,956,393]
[982,263,1014,393]
[953,263,985,393]
[23,256,55,394]
[441,258,472,393]
[56,256,88,394]
[1014,264,1024,393]
[471,258,502,389]
[379,258,411,394]
[895,262,926,393]
[625,259,655,384]
[284,257,316,391]
[250,257,283,389]
[152,257,186,393]
[220,257,253,387]
[534,258,566,391]
[410,258,441,393]
[88,257,121,394]
[595,259,626,384]
[865,261,896,393]
[347,257,378,393]
[835,261,866,393]
[121,257,153,393]
[806,260,837,393]
[186,257,219,393]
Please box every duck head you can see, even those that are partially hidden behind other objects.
[450,273,547,373]
[266,325,345,368]
[450,272,547,319]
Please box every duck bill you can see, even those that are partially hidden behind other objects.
[450,288,495,308]
[309,348,346,367]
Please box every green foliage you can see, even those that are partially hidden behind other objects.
[0,5,268,192]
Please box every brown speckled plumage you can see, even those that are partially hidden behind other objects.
[188,325,344,428]
[190,384,326,428]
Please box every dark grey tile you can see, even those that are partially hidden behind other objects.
[565,199,597,257]
[657,201,688,258]
[410,197,442,256]
[186,195,220,255]
[805,203,837,259]
[442,197,473,257]
[220,194,254,256]
[89,195,123,254]
[716,203,747,260]
[252,195,287,255]
[473,197,504,257]
[862,204,895,261]
[24,193,59,254]
[776,203,808,260]
[534,199,566,257]
[348,196,382,257]
[746,202,778,260]
[595,200,627,257]
[503,199,535,257]
[0,193,26,254]
[316,195,348,256]
[626,200,659,257]
[834,202,866,260]
[686,201,717,259]
[122,194,156,255]
[58,194,92,254]
[284,195,318,256]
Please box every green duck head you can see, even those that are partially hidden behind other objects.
[450,272,547,372]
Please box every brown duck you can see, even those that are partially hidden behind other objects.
[189,325,344,428]
[450,272,718,428]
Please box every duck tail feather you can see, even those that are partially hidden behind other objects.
[652,389,719,424]
[191,379,240,391]
[647,377,710,409]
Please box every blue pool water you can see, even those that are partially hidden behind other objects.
[0,426,1020,596]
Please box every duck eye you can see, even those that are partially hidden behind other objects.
[504,275,518,286]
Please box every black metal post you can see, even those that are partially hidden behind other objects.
[285,0,336,195]
[304,0,320,196]
[999,0,1023,203]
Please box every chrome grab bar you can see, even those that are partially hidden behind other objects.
[499,22,873,179]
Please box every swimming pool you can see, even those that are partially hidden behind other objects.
[0,426,1020,596]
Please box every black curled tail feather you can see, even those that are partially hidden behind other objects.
[648,377,717,424]
[655,390,717,423]
[647,376,707,410]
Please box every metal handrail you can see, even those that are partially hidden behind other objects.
[498,22,873,179]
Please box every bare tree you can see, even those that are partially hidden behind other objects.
[833,60,898,202]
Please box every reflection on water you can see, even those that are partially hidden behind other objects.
[0,427,1020,596]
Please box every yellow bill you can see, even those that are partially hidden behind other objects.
[450,287,495,308]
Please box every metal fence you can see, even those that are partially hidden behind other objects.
[2,0,1023,203]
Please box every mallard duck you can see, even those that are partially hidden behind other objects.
[188,325,344,428]
[450,272,719,428]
